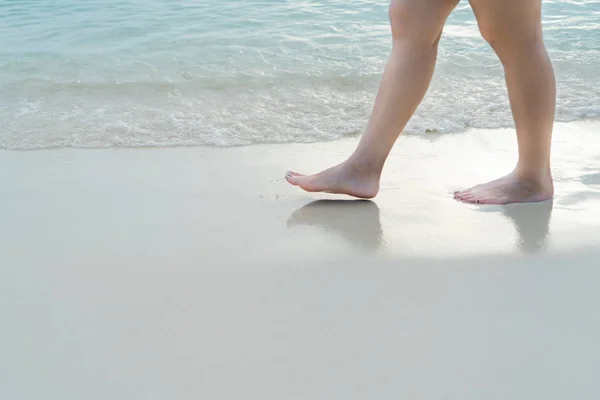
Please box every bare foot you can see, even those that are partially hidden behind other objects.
[285,161,380,199]
[454,170,554,205]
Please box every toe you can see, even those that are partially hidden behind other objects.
[454,190,471,200]
[453,190,464,198]
[454,187,476,198]
[288,174,318,192]
[285,171,303,185]
[456,194,469,202]
[461,193,480,204]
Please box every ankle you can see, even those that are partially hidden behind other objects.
[514,164,553,184]
[345,155,384,177]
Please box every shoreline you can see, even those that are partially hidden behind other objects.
[1,119,599,152]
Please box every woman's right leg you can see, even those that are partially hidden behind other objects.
[286,0,460,198]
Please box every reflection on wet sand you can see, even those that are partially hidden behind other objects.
[288,198,555,255]
[479,201,554,254]
[287,200,384,252]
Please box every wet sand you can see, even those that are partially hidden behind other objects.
[1,121,599,398]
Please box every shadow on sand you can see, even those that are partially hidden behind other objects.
[287,200,384,252]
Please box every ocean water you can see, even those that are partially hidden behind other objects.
[0,0,599,149]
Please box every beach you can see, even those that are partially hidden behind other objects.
[2,121,600,398]
[2,0,600,398]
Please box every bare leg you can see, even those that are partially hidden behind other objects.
[454,0,555,205]
[286,0,459,199]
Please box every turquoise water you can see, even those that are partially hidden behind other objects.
[1,0,599,149]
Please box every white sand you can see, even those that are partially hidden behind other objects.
[1,121,600,399]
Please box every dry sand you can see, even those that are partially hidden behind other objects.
[1,121,599,399]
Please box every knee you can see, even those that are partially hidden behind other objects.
[477,16,542,55]
[388,0,447,45]
[477,17,506,49]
